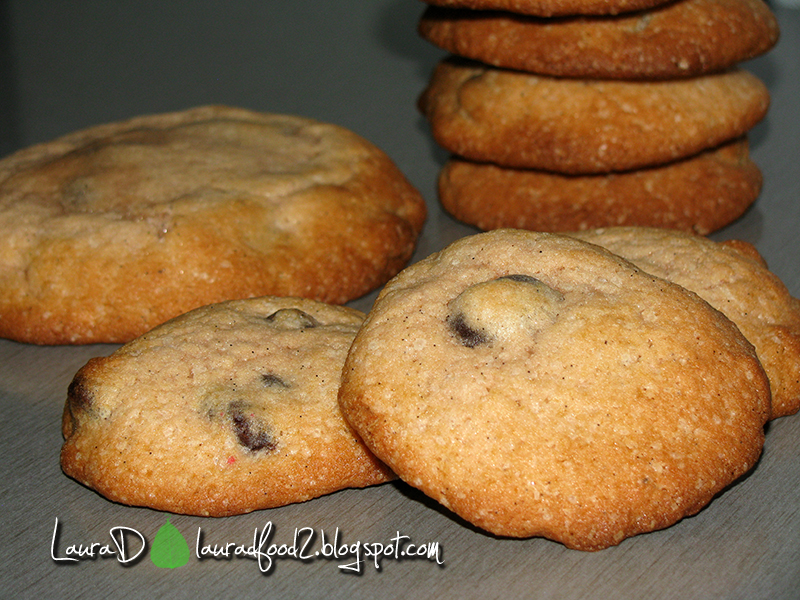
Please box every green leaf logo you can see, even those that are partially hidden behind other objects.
[150,519,190,569]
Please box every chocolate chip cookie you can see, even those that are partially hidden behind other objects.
[0,105,426,344]
[438,138,762,234]
[61,296,394,516]
[339,230,770,550]
[418,58,770,173]
[419,0,779,80]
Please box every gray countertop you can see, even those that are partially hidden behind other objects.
[2,1,798,598]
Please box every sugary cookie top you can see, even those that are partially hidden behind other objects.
[61,296,393,516]
[419,59,770,173]
[339,230,770,550]
[437,138,762,235]
[419,0,779,80]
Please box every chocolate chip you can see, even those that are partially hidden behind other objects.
[67,374,94,413]
[265,308,320,329]
[61,178,92,211]
[228,401,276,452]
[500,274,541,284]
[261,372,289,388]
[447,274,565,347]
[448,313,490,348]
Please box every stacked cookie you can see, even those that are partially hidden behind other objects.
[417,0,780,234]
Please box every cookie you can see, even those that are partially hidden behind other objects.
[61,296,394,517]
[0,105,427,345]
[420,0,675,17]
[418,58,770,173]
[567,227,800,419]
[438,138,762,235]
[418,0,779,80]
[339,229,770,550]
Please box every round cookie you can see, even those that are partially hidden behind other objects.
[339,230,770,551]
[567,227,800,419]
[438,138,762,235]
[0,105,427,344]
[418,58,770,173]
[420,0,675,17]
[418,0,779,80]
[61,296,395,517]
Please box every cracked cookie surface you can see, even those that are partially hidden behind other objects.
[60,296,394,516]
[339,230,770,550]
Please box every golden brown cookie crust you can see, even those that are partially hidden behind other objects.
[0,105,427,344]
[61,296,394,517]
[439,138,761,234]
[419,58,770,173]
[419,0,779,80]
[420,0,675,17]
[567,227,800,419]
[339,230,770,550]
